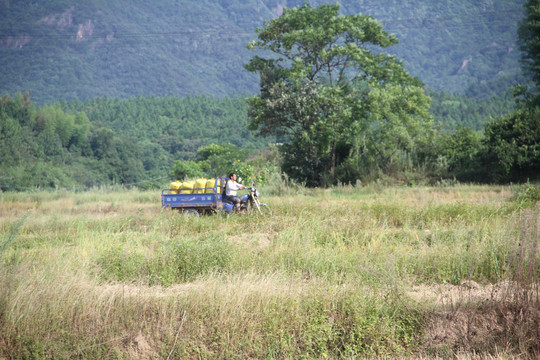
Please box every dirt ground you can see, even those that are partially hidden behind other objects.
[409,281,540,358]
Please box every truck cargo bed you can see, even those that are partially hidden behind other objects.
[161,177,227,212]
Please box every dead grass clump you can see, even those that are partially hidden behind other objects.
[497,203,540,356]
[423,204,540,358]
[125,333,158,360]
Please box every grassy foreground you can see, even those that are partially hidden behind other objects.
[0,183,538,359]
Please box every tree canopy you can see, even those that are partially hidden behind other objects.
[478,0,540,183]
[245,3,433,186]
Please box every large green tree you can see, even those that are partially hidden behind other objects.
[479,0,540,183]
[245,3,432,186]
[482,105,540,182]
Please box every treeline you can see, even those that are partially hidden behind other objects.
[0,88,537,190]
[0,93,272,190]
[0,92,144,189]
[429,102,539,183]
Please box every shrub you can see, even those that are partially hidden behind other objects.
[514,183,540,208]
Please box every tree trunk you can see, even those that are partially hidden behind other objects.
[330,132,337,183]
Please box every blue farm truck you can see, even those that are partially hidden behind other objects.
[161,177,271,217]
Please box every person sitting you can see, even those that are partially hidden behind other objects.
[223,172,246,213]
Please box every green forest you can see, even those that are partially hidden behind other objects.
[1,1,538,190]
[0,93,278,190]
[0,83,537,190]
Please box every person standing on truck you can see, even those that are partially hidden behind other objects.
[224,172,246,213]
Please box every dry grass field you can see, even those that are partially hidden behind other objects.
[0,183,538,359]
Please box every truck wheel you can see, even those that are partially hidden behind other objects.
[182,208,200,217]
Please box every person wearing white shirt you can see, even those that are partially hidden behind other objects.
[224,172,246,213]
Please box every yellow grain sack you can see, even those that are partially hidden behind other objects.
[216,178,223,194]
[180,180,194,194]
[169,181,181,194]
[205,178,216,193]
[194,178,207,194]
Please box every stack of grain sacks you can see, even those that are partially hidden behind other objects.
[168,178,223,194]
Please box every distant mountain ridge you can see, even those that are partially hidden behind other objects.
[0,0,525,104]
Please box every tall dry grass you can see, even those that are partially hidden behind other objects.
[0,184,538,358]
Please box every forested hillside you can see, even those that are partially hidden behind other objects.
[1,88,528,190]
[0,0,525,104]
[428,89,516,131]
[0,93,272,190]
[1,1,537,189]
